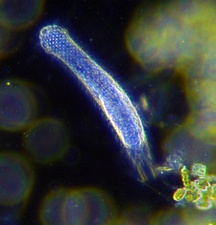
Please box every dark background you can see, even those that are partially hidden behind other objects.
[0,0,178,224]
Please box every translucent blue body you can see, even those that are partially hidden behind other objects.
[39,25,155,181]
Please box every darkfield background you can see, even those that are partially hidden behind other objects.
[0,0,209,224]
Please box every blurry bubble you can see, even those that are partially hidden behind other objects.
[0,0,45,30]
[182,207,216,225]
[24,118,70,164]
[125,0,216,75]
[40,187,115,225]
[147,205,216,225]
[187,109,216,145]
[0,79,37,131]
[78,188,115,225]
[125,2,189,71]
[112,205,150,225]
[0,151,35,206]
[40,189,66,225]
[108,217,145,225]
[62,192,88,225]
[149,207,184,225]
[186,79,216,144]
[187,79,216,111]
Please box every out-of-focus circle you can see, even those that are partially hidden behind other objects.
[187,109,216,145]
[0,79,37,131]
[125,0,216,75]
[0,151,35,206]
[40,189,67,225]
[149,207,184,225]
[182,207,216,224]
[186,79,216,144]
[61,191,89,225]
[73,188,115,225]
[24,118,70,164]
[106,205,150,225]
[40,187,115,225]
[0,0,45,30]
